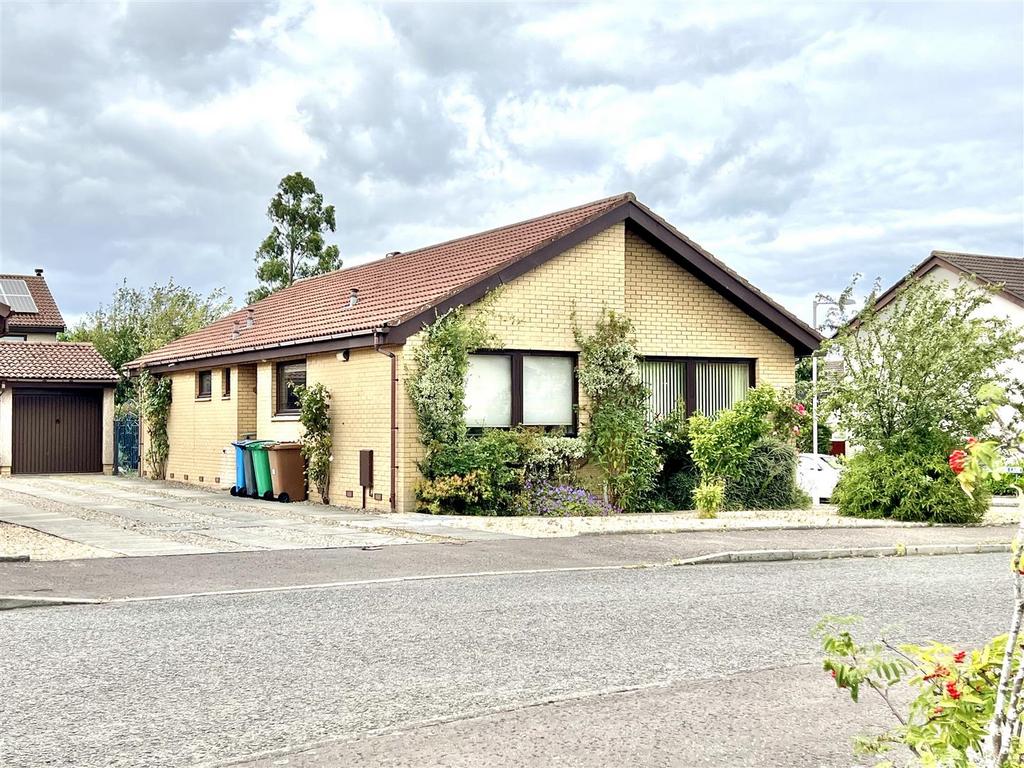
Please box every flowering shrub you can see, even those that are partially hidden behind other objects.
[822,386,1024,768]
[524,435,588,485]
[818,617,1018,766]
[526,480,620,517]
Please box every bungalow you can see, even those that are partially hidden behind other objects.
[127,193,821,512]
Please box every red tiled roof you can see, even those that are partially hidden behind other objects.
[0,274,66,331]
[129,194,632,368]
[0,342,118,382]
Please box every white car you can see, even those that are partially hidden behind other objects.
[797,453,843,503]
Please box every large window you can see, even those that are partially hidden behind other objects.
[275,360,306,414]
[639,358,754,419]
[465,351,576,432]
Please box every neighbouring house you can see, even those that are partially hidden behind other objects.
[0,270,118,474]
[127,193,821,512]
[831,250,1024,455]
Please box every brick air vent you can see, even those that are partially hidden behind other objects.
[170,473,175,479]
[199,476,204,482]
[345,490,354,498]
[373,493,383,501]
[183,474,189,481]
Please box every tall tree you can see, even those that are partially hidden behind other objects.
[63,279,233,406]
[248,171,341,304]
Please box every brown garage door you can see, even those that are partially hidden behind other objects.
[13,388,103,474]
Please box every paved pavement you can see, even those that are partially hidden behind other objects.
[0,553,1009,767]
[0,475,510,558]
[235,664,900,768]
[0,524,1014,600]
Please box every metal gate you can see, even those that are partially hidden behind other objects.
[115,413,140,474]
[12,388,103,474]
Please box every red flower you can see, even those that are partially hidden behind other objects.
[793,403,807,416]
[946,681,961,700]
[948,450,968,474]
[924,665,951,681]
[966,437,978,448]
[830,669,837,679]
[953,651,966,664]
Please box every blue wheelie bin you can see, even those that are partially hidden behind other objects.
[230,439,257,496]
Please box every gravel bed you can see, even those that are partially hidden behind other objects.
[0,522,114,561]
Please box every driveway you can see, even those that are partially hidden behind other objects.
[0,475,509,558]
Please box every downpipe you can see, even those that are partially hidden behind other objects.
[373,331,398,512]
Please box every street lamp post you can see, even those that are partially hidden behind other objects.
[811,296,839,457]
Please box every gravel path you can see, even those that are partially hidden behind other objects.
[0,522,112,561]
[0,553,1008,767]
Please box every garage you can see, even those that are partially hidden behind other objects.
[0,342,117,476]
[13,388,103,474]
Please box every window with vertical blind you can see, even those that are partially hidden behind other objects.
[465,351,576,432]
[694,361,751,416]
[639,358,754,419]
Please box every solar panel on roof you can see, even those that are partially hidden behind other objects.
[0,279,38,313]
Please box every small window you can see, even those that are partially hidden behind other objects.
[276,360,306,414]
[197,370,212,399]
[222,368,232,398]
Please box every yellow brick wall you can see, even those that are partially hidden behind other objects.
[394,224,798,512]
[624,231,795,389]
[306,348,394,512]
[165,367,240,488]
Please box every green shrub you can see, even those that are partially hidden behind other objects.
[523,435,588,485]
[694,477,725,518]
[417,429,533,516]
[574,310,659,512]
[662,469,699,510]
[724,439,810,510]
[985,470,1021,497]
[832,448,989,524]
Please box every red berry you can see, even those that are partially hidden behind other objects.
[946,681,961,700]
[953,651,966,664]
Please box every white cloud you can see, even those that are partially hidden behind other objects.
[0,0,1020,327]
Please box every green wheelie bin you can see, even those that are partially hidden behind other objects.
[247,440,277,500]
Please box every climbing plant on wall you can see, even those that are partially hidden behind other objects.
[138,371,171,480]
[295,382,332,504]
[574,309,658,512]
[406,306,495,448]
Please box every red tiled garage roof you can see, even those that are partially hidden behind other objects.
[0,273,66,331]
[0,342,118,383]
[129,194,632,369]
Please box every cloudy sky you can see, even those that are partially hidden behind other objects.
[2,1,1022,326]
